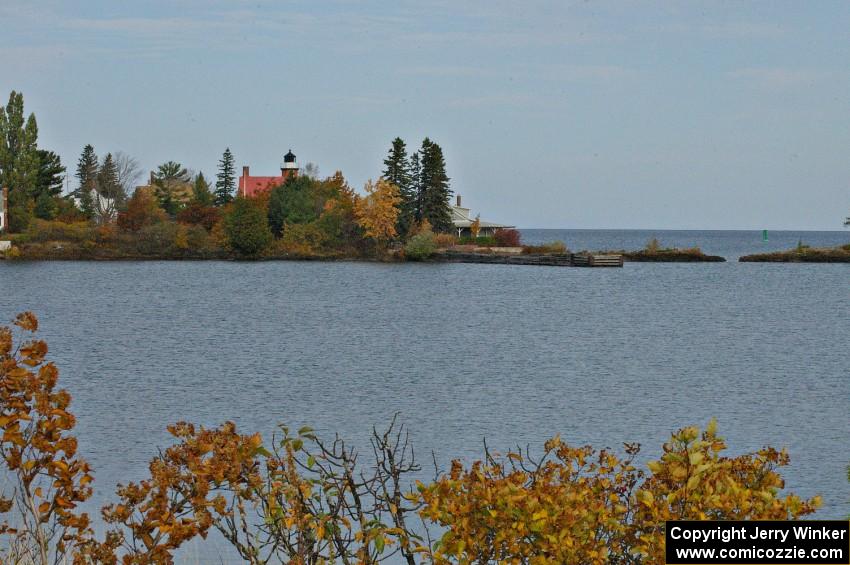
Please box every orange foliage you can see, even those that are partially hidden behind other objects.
[0,313,94,564]
[354,179,401,243]
[117,189,167,233]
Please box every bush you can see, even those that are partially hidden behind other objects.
[458,235,497,246]
[433,233,457,247]
[130,222,179,255]
[405,231,437,260]
[118,189,168,232]
[176,203,221,232]
[224,197,272,257]
[494,228,521,247]
[523,241,568,254]
[26,219,94,243]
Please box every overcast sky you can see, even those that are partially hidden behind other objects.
[3,1,849,229]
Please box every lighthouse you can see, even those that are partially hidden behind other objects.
[281,149,299,182]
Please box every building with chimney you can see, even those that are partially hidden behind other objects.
[238,150,299,198]
[451,194,514,237]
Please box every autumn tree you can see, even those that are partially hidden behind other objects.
[354,179,401,244]
[215,147,236,206]
[117,188,167,232]
[114,151,143,197]
[470,214,481,238]
[0,313,94,564]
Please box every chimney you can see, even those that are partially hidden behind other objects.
[456,194,462,207]
[243,165,249,178]
[149,171,155,185]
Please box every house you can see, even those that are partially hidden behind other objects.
[239,149,299,198]
[0,187,7,233]
[451,195,514,237]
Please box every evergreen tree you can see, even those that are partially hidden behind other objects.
[153,161,190,216]
[382,137,415,237]
[75,144,99,217]
[97,153,122,200]
[409,151,421,222]
[35,150,65,198]
[215,148,236,206]
[267,176,318,237]
[34,191,58,220]
[418,138,453,232]
[192,172,214,206]
[0,92,39,200]
[225,197,272,256]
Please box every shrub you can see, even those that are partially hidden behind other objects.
[26,219,94,243]
[34,192,59,220]
[118,189,168,232]
[433,233,457,247]
[645,237,661,253]
[523,240,568,254]
[224,197,272,257]
[131,222,179,255]
[494,228,521,247]
[458,235,497,246]
[275,222,329,256]
[405,231,437,260]
[176,203,221,232]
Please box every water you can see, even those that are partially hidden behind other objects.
[521,228,850,260]
[0,229,848,562]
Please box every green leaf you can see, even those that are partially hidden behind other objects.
[375,535,385,554]
[307,455,316,468]
[298,426,314,436]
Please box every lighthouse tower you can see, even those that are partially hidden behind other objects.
[281,149,299,182]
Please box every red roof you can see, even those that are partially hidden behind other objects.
[239,175,284,198]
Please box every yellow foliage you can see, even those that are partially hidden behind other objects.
[354,179,401,242]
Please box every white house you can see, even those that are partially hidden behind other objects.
[451,195,514,237]
[0,187,7,233]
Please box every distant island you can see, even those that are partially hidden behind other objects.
[740,242,850,263]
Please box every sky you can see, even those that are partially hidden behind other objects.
[2,1,850,230]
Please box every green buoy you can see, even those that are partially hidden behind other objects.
[762,229,768,242]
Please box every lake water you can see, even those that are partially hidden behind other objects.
[1,229,848,562]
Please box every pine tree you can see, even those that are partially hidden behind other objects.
[192,172,214,206]
[382,137,415,237]
[75,144,99,218]
[409,151,421,222]
[153,161,190,216]
[418,138,453,232]
[35,150,65,198]
[215,148,236,206]
[97,153,121,200]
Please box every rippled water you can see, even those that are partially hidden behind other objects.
[1,229,848,562]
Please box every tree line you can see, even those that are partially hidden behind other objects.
[1,91,459,260]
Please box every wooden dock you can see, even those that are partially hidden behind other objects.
[436,252,623,268]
